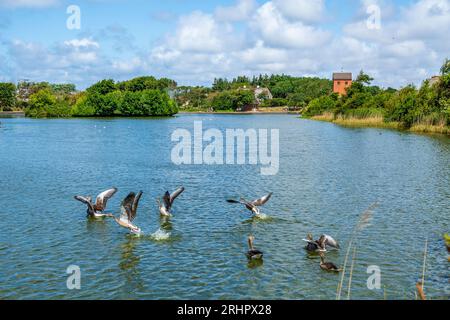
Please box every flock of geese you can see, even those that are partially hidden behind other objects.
[74,187,341,272]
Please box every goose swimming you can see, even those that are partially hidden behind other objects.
[319,252,341,272]
[246,235,263,260]
[157,187,185,217]
[114,191,143,234]
[74,187,118,218]
[227,192,273,216]
[303,234,325,252]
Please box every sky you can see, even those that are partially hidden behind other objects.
[0,0,448,89]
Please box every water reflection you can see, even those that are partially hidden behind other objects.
[119,236,144,293]
[159,216,173,231]
[247,258,264,269]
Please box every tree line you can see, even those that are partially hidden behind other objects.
[0,76,179,117]
[174,75,333,111]
[303,59,450,129]
[1,59,448,126]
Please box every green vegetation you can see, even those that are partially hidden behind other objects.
[4,58,450,132]
[0,83,17,111]
[303,59,450,134]
[174,75,332,111]
[15,76,179,118]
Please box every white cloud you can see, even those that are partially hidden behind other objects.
[215,0,257,21]
[338,0,450,87]
[1,0,448,89]
[0,0,58,8]
[165,11,235,53]
[272,0,325,23]
[251,2,330,49]
[63,38,100,49]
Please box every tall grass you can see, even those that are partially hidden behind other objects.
[416,238,428,300]
[346,246,357,300]
[310,111,449,134]
[336,203,378,300]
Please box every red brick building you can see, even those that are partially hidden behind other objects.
[333,72,352,95]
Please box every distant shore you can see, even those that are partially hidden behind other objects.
[0,111,25,117]
[179,107,300,115]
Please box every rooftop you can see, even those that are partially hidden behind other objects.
[333,73,352,80]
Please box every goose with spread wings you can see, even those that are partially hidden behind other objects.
[157,187,185,216]
[303,234,340,252]
[114,191,143,234]
[227,192,273,216]
[74,187,118,218]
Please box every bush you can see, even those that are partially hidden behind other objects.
[140,89,178,116]
[71,93,95,116]
[0,83,16,111]
[303,95,337,117]
[119,91,141,116]
[384,85,417,127]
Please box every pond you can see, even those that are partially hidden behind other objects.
[0,114,448,299]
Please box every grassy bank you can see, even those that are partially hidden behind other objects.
[310,113,450,134]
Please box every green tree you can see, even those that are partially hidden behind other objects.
[355,70,374,85]
[384,85,417,127]
[26,89,57,117]
[141,89,178,116]
[71,93,95,116]
[0,83,17,111]
[304,95,337,117]
[119,91,141,116]
[87,79,116,95]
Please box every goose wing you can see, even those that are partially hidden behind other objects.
[251,192,273,207]
[121,192,137,222]
[74,195,95,214]
[226,199,247,205]
[94,187,118,211]
[322,234,340,249]
[163,191,171,210]
[227,198,256,212]
[131,191,143,219]
[169,187,185,204]
[302,239,318,245]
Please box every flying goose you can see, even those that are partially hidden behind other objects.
[114,191,143,234]
[227,192,273,216]
[74,187,118,218]
[246,235,263,260]
[319,252,341,272]
[157,187,185,216]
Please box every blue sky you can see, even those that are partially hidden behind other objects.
[0,0,448,89]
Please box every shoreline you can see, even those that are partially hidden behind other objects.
[0,111,25,117]
[309,113,450,135]
[179,110,300,115]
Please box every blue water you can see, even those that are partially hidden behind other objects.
[0,114,448,299]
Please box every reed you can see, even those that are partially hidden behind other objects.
[410,123,450,134]
[416,238,428,300]
[346,246,357,300]
[310,112,335,122]
[336,203,378,300]
[310,112,450,134]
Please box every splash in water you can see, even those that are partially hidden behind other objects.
[255,213,270,220]
[151,228,171,241]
